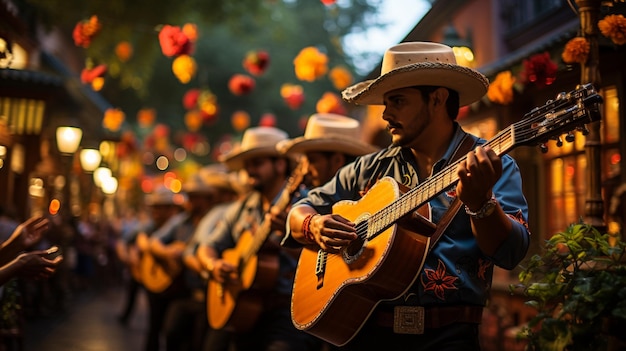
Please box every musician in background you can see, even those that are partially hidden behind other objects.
[135,186,186,351]
[286,42,531,350]
[163,165,241,351]
[197,126,320,351]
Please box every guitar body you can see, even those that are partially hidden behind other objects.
[207,230,280,331]
[291,177,431,346]
[141,241,187,293]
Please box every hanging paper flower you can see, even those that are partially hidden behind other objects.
[561,37,590,64]
[329,66,353,90]
[103,108,125,132]
[320,0,336,5]
[183,89,201,110]
[243,50,270,76]
[72,15,102,48]
[228,74,256,95]
[184,110,203,132]
[80,64,107,84]
[181,132,204,152]
[197,90,219,124]
[293,47,328,82]
[182,23,199,42]
[158,25,193,57]
[598,14,626,46]
[172,55,197,84]
[115,41,133,62]
[231,111,250,131]
[137,108,156,128]
[259,113,276,127]
[280,83,305,110]
[487,70,516,105]
[520,52,557,88]
[316,92,346,115]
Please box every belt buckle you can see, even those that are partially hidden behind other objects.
[393,306,424,334]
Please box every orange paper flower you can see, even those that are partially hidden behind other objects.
[562,37,590,64]
[172,55,197,84]
[72,16,101,48]
[329,66,353,90]
[115,41,133,62]
[316,92,346,115]
[184,110,203,132]
[231,111,251,131]
[103,108,125,132]
[137,108,156,128]
[294,47,328,82]
[182,23,199,42]
[598,14,626,46]
[487,71,516,105]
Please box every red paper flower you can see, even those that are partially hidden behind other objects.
[243,50,270,76]
[280,83,305,110]
[80,64,107,84]
[520,52,557,88]
[158,25,193,57]
[72,16,101,48]
[115,41,133,62]
[259,113,276,127]
[228,74,256,95]
[102,108,125,132]
[320,0,336,5]
[183,89,201,110]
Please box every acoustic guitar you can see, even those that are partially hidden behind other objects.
[140,240,187,293]
[207,161,307,332]
[290,84,603,346]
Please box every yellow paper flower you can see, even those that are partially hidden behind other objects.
[599,14,626,46]
[103,108,125,132]
[172,55,197,84]
[329,66,353,90]
[487,71,516,105]
[562,37,590,64]
[293,47,328,82]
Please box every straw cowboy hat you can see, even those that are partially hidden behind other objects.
[342,41,489,107]
[145,186,187,207]
[278,113,379,157]
[219,126,289,170]
[182,164,239,195]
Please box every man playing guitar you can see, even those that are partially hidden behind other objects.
[197,126,321,351]
[286,42,531,350]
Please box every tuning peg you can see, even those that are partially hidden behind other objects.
[556,92,567,100]
[556,137,563,147]
[565,133,575,143]
[580,126,590,136]
[539,143,548,153]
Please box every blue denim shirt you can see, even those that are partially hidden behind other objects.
[286,124,530,307]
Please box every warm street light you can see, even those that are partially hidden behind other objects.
[79,148,102,172]
[56,126,82,154]
[93,166,112,187]
[101,176,118,195]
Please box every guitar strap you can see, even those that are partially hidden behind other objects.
[427,133,476,251]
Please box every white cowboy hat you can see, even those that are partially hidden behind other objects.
[145,186,187,207]
[278,113,379,157]
[219,126,289,170]
[182,164,239,195]
[342,41,489,107]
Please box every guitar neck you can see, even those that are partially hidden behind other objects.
[368,127,515,236]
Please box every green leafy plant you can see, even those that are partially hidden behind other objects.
[511,222,626,351]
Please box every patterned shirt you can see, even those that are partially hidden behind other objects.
[286,123,530,307]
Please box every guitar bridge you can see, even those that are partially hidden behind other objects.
[315,250,327,289]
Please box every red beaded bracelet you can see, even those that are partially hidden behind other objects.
[302,214,317,242]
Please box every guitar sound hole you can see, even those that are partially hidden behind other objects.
[342,236,366,264]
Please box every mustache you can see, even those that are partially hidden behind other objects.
[386,122,402,131]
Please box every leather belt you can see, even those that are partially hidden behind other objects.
[376,305,483,332]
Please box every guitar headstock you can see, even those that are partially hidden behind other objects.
[513,84,603,150]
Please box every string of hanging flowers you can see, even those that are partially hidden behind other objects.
[598,14,626,45]
[561,37,590,64]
